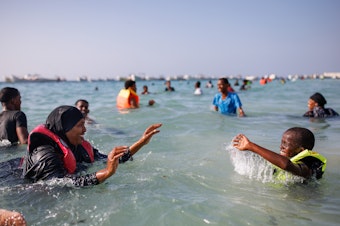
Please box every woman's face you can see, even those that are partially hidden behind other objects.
[307,98,317,111]
[65,118,86,145]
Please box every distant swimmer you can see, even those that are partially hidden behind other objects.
[205,80,214,88]
[194,81,202,95]
[164,80,175,92]
[116,80,140,109]
[141,85,150,95]
[303,92,339,118]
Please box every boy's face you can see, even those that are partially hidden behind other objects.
[217,80,228,93]
[76,101,89,117]
[280,131,302,158]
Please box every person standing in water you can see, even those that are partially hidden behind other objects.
[212,78,245,117]
[164,80,175,92]
[194,81,203,95]
[0,87,28,145]
[116,80,139,109]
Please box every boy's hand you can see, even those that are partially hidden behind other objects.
[232,134,251,150]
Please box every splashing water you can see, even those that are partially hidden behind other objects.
[226,144,304,184]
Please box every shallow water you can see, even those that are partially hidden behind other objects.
[1,78,340,225]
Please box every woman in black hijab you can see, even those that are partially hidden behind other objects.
[23,105,161,186]
[303,92,339,118]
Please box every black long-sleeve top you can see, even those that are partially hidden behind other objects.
[23,142,132,187]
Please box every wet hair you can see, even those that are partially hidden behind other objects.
[0,87,20,103]
[125,80,136,89]
[195,81,201,88]
[75,99,89,105]
[285,127,315,150]
[218,77,230,85]
[310,92,327,107]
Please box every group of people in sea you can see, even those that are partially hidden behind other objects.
[0,86,161,225]
[0,77,338,225]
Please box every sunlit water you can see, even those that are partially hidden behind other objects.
[0,79,340,225]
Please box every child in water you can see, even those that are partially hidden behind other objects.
[232,127,326,180]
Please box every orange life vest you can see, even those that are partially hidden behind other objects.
[116,88,139,109]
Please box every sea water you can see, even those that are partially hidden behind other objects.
[0,78,340,225]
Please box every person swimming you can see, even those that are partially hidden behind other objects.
[303,92,339,118]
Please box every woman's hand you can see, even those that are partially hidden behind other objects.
[96,146,127,183]
[141,123,162,145]
[129,123,162,155]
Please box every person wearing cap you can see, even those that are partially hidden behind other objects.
[23,105,162,186]
[0,87,28,145]
[303,92,339,118]
[212,77,245,117]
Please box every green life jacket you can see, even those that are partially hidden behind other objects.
[274,149,327,182]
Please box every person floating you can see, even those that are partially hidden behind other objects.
[23,105,162,186]
[232,127,327,181]
[303,92,339,118]
[212,78,245,117]
[0,87,28,145]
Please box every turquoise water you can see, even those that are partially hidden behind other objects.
[1,79,340,225]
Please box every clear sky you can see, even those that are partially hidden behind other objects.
[1,0,339,80]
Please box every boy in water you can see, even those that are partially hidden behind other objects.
[213,78,245,116]
[75,99,96,124]
[232,127,326,180]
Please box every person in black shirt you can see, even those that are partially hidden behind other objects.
[0,87,28,145]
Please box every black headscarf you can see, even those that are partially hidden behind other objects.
[45,106,84,144]
[310,92,327,107]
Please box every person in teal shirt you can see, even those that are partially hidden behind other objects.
[212,78,245,116]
